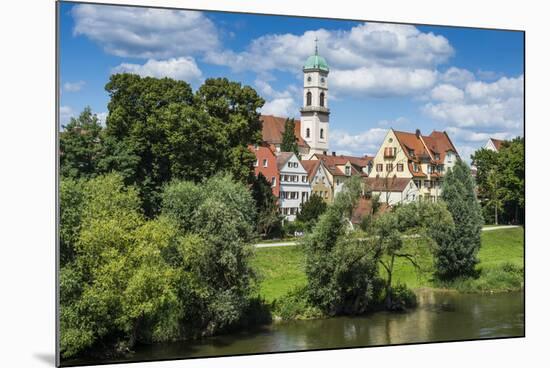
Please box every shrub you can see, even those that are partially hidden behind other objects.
[272,287,323,321]
[386,284,417,311]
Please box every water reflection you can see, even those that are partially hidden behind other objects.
[64,290,524,366]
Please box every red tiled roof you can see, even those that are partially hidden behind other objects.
[393,129,459,165]
[365,176,413,192]
[260,115,309,148]
[313,153,370,176]
[351,197,391,224]
[301,160,322,182]
[490,138,504,151]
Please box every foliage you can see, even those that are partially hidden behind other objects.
[438,160,484,279]
[369,200,454,308]
[250,173,282,237]
[296,193,327,230]
[60,107,104,179]
[280,118,300,158]
[386,284,417,311]
[471,137,524,224]
[59,178,85,266]
[59,174,181,358]
[161,173,258,336]
[434,263,523,293]
[303,176,383,315]
[272,287,323,321]
[282,219,306,237]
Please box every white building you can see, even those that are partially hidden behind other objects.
[277,152,312,221]
[485,138,504,152]
[365,176,420,206]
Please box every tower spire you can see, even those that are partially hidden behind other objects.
[314,36,318,55]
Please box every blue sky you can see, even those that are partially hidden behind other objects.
[59,2,524,160]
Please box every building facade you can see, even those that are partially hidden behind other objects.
[250,143,280,197]
[277,152,312,221]
[370,128,459,203]
[301,159,333,203]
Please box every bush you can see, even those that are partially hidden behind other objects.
[283,220,306,237]
[272,287,323,321]
[386,284,417,311]
[434,263,524,293]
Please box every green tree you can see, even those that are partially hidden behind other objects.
[280,118,300,158]
[59,174,181,358]
[437,160,484,279]
[497,137,525,224]
[60,106,104,179]
[250,173,282,237]
[194,77,265,182]
[303,176,382,315]
[370,201,454,308]
[296,193,327,230]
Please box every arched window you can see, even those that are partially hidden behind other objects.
[319,92,325,107]
[306,128,311,138]
[320,128,324,139]
[306,91,312,106]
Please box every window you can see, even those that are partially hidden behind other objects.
[254,144,259,151]
[284,175,289,181]
[262,159,268,167]
[434,153,440,160]
[386,163,393,172]
[376,164,383,172]
[320,92,325,107]
[388,138,393,143]
[253,159,258,167]
[288,162,292,168]
[302,175,308,183]
[397,163,404,172]
[306,128,310,138]
[306,91,312,106]
[345,166,351,176]
[408,149,415,156]
[271,177,276,187]
[294,162,299,168]
[336,179,341,185]
[446,152,453,163]
[413,163,419,172]
[425,180,431,188]
[320,128,324,139]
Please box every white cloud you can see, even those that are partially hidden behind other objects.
[423,75,524,130]
[63,80,86,92]
[430,83,464,102]
[256,79,300,118]
[331,67,437,97]
[261,97,298,117]
[438,67,475,88]
[205,23,452,97]
[72,4,219,59]
[59,106,74,127]
[96,112,108,126]
[378,116,409,126]
[330,128,388,156]
[111,57,202,82]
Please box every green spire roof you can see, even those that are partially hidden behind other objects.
[303,37,329,72]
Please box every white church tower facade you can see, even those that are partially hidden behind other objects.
[301,40,330,159]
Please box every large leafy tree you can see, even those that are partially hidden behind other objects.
[194,78,265,182]
[59,174,181,358]
[280,118,300,158]
[60,107,104,179]
[303,176,382,315]
[437,160,484,279]
[471,137,524,224]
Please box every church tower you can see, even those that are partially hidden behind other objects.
[301,38,330,158]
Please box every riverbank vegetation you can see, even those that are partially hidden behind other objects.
[252,227,524,307]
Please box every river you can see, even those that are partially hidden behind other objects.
[63,290,524,366]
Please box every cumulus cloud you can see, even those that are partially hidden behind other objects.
[430,83,464,102]
[438,67,476,88]
[423,75,524,131]
[330,128,388,156]
[205,22,452,97]
[331,66,437,97]
[112,57,202,82]
[63,80,86,92]
[72,4,219,58]
[256,79,300,118]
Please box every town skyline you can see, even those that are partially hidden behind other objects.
[59,2,524,160]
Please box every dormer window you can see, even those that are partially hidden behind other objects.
[408,149,415,156]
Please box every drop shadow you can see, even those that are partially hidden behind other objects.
[34,352,56,366]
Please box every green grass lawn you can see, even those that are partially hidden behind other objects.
[251,227,524,300]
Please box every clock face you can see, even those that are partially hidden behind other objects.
[307,76,312,83]
[320,77,325,84]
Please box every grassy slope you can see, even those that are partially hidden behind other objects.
[252,227,524,301]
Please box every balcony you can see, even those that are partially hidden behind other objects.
[300,106,330,114]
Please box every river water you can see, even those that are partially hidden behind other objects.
[64,290,524,366]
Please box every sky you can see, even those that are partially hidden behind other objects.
[58,2,524,161]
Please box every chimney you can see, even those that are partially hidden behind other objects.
[415,129,421,137]
[332,151,336,156]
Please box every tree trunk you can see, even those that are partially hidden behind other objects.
[385,255,395,309]
[494,203,498,225]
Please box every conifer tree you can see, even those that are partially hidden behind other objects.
[280,118,300,158]
[437,160,484,279]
